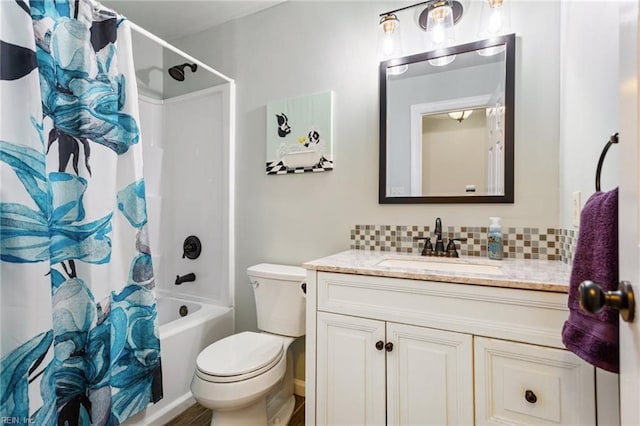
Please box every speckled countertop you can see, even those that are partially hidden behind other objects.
[303,250,572,293]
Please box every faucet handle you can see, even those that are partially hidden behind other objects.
[434,217,443,239]
[445,238,468,258]
[413,237,434,256]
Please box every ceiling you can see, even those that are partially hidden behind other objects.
[101,1,285,41]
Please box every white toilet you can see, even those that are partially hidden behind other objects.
[191,263,306,426]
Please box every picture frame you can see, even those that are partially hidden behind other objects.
[266,91,333,175]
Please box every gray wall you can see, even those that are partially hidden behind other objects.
[558,2,620,229]
[171,1,567,334]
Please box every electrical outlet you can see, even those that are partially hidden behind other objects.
[572,191,581,227]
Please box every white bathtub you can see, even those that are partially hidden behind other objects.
[123,293,234,425]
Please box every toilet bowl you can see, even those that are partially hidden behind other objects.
[191,263,306,426]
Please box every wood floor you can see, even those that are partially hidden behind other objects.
[164,395,304,426]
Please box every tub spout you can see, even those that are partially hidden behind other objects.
[175,273,196,285]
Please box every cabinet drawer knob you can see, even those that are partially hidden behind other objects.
[385,342,394,352]
[375,340,384,350]
[524,389,537,404]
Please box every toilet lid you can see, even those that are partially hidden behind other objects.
[196,331,284,379]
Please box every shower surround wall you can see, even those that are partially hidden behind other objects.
[127,28,235,424]
[138,87,232,306]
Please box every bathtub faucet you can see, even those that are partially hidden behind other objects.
[175,273,196,285]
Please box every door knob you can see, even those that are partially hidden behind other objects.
[578,280,635,322]
[375,340,384,351]
[385,342,394,352]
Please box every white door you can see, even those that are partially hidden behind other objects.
[619,2,640,424]
[386,323,473,425]
[316,312,386,426]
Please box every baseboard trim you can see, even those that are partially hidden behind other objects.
[294,378,305,397]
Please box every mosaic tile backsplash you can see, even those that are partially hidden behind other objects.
[350,225,577,263]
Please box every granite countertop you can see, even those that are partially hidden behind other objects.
[303,250,572,293]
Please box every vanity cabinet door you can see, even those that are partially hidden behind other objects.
[386,323,474,426]
[474,337,596,425]
[316,312,386,426]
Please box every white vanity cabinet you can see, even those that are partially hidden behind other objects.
[305,270,608,426]
[315,312,386,425]
[316,312,473,425]
[474,337,595,425]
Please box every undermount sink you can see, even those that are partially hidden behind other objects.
[375,257,503,275]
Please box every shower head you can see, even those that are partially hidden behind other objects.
[168,63,198,81]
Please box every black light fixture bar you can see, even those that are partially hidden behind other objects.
[380,0,464,29]
[379,0,433,18]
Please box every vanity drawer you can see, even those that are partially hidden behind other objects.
[474,337,595,425]
[316,272,569,349]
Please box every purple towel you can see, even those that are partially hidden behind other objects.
[562,188,619,372]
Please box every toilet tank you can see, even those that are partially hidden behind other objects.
[247,263,306,337]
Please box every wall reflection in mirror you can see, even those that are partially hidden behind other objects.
[379,33,515,204]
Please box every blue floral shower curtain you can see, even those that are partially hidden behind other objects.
[0,1,162,424]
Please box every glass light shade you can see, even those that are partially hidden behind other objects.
[428,55,456,67]
[426,2,455,50]
[479,0,511,37]
[425,1,456,66]
[379,14,402,60]
[387,64,409,76]
[448,110,473,122]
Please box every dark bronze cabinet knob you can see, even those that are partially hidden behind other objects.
[579,280,635,322]
[385,342,394,352]
[524,390,537,404]
[375,340,384,350]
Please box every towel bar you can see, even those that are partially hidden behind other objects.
[595,133,619,191]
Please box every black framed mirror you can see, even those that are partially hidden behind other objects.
[379,33,515,204]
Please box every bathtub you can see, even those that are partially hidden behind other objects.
[280,146,322,168]
[123,293,234,425]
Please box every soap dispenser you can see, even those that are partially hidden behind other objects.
[487,217,503,260]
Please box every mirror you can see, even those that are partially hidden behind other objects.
[379,33,515,204]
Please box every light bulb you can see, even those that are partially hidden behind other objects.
[383,36,394,56]
[426,2,455,49]
[432,26,445,44]
[379,14,402,60]
[488,6,504,34]
[479,0,510,38]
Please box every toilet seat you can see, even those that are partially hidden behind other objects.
[195,331,284,383]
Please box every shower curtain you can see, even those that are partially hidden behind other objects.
[0,1,162,424]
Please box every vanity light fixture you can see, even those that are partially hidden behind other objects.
[379,13,402,61]
[479,0,511,37]
[477,0,510,56]
[378,0,464,63]
[425,1,455,50]
[378,0,510,63]
[448,110,473,123]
